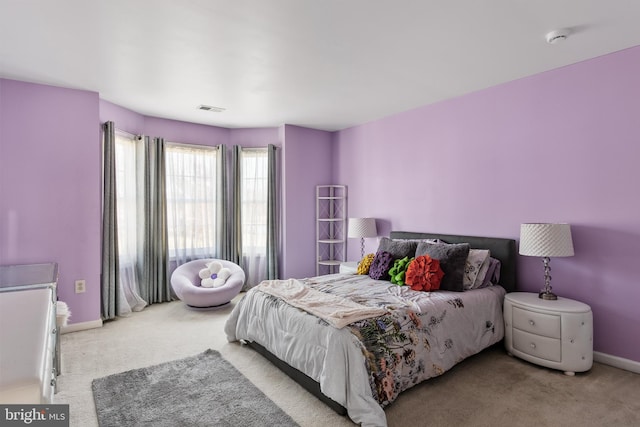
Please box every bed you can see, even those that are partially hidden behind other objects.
[225,231,517,426]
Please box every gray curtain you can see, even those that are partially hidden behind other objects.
[217,144,230,259]
[139,136,171,304]
[231,144,279,286]
[266,144,279,279]
[227,145,242,265]
[101,121,119,320]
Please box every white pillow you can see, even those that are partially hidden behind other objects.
[463,249,491,290]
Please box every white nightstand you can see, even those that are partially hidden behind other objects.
[504,292,593,375]
[339,261,358,274]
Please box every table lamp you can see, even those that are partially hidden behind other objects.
[519,223,575,300]
[348,218,377,259]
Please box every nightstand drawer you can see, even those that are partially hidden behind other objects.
[512,306,561,339]
[512,328,561,362]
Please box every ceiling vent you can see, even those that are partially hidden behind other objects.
[197,104,226,113]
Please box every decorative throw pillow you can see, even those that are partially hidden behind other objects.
[357,253,375,275]
[377,237,419,259]
[463,249,491,290]
[415,242,470,292]
[405,255,444,292]
[476,257,501,289]
[369,251,395,280]
[471,252,492,289]
[388,256,414,286]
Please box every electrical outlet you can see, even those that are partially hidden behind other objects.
[75,279,86,294]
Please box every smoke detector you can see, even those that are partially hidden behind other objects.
[546,29,570,44]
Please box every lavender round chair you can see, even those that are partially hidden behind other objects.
[171,259,245,309]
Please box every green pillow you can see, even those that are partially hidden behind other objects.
[388,256,414,286]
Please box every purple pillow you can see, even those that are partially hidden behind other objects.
[477,258,501,288]
[369,251,395,280]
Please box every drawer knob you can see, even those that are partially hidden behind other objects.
[530,343,536,349]
[529,320,535,326]
[570,339,575,343]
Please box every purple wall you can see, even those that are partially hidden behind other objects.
[0,79,102,324]
[229,127,280,148]
[99,100,145,135]
[333,46,640,362]
[4,44,638,364]
[99,102,279,151]
[144,116,229,147]
[0,91,286,326]
[281,125,333,279]
[99,101,232,147]
[97,104,288,279]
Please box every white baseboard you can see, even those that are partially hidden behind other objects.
[61,319,103,334]
[594,351,640,374]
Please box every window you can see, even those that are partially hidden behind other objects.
[114,132,140,264]
[165,143,218,263]
[239,147,269,287]
[241,148,268,254]
[114,131,146,315]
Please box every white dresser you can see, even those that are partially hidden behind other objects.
[0,263,59,403]
[504,292,593,375]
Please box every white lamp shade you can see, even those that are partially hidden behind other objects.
[519,223,574,257]
[348,218,377,238]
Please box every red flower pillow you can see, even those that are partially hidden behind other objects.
[405,255,445,292]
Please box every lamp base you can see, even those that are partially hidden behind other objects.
[539,291,558,300]
[539,257,557,300]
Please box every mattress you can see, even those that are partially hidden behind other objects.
[225,273,506,427]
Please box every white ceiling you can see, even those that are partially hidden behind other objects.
[1,1,640,132]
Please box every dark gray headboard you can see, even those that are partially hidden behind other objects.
[390,231,517,292]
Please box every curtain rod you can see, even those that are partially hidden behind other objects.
[165,141,221,151]
[239,145,279,151]
[115,128,136,139]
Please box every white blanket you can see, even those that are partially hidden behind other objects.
[257,279,388,329]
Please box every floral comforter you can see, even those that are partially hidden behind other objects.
[225,273,506,427]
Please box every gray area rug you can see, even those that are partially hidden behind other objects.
[92,349,299,427]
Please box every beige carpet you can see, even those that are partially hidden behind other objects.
[55,296,640,427]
